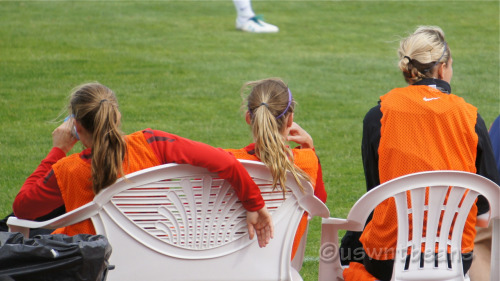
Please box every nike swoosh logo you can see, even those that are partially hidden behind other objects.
[423,97,440,101]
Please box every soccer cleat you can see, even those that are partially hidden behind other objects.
[236,15,279,33]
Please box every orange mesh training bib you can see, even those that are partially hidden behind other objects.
[53,131,161,236]
[360,85,479,260]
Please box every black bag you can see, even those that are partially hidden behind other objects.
[0,232,112,281]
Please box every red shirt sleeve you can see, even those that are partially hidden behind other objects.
[143,129,265,211]
[13,147,66,220]
[314,161,327,203]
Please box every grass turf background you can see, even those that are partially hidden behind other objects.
[1,1,498,279]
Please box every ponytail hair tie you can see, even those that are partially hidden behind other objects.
[247,102,269,118]
[247,88,293,120]
[404,56,412,63]
[100,99,108,104]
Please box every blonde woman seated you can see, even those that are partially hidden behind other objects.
[225,78,327,260]
[340,26,498,281]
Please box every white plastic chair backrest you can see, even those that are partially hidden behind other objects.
[344,171,499,281]
[93,160,328,250]
[89,160,328,280]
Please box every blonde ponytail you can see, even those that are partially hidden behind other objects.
[70,83,126,194]
[244,78,310,195]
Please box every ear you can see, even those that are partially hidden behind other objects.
[286,113,294,128]
[437,62,446,80]
[245,111,252,125]
[74,120,83,133]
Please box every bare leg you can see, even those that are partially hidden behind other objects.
[469,225,492,281]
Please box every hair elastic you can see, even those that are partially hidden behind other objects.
[275,88,293,119]
[260,102,269,108]
[404,56,412,63]
[100,99,108,104]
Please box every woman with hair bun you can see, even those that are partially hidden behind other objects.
[13,82,273,248]
[225,78,327,261]
[340,26,499,280]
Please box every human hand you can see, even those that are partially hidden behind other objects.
[246,206,274,248]
[287,122,314,149]
[52,119,78,154]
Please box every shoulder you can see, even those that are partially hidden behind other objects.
[225,144,258,160]
[53,150,91,173]
[364,104,382,127]
[291,148,320,180]
[75,148,92,164]
[364,103,381,118]
[225,147,247,154]
[292,147,316,155]
[292,148,320,165]
[139,129,180,143]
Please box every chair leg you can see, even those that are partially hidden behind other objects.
[318,222,344,281]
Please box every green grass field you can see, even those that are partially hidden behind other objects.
[1,1,498,279]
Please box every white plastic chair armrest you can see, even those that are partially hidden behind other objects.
[7,202,99,237]
[322,217,365,232]
[299,195,330,218]
[7,220,30,237]
[319,217,364,281]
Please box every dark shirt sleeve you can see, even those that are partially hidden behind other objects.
[475,114,500,215]
[362,104,382,192]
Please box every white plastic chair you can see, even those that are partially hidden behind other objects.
[8,160,329,281]
[318,170,500,281]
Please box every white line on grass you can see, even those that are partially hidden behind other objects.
[303,256,320,263]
